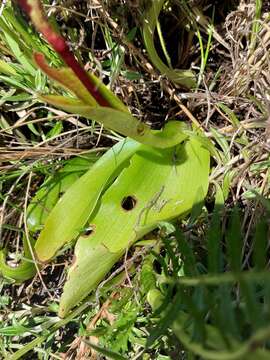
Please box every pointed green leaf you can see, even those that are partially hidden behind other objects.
[39,94,188,148]
[0,59,17,76]
[27,156,97,233]
[34,54,97,106]
[35,139,142,262]
[59,137,209,316]
[226,207,242,272]
[253,219,268,271]
[143,0,196,88]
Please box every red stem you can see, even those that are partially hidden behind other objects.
[17,0,109,107]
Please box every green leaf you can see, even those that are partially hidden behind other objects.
[176,230,198,277]
[142,0,196,88]
[4,32,36,75]
[210,127,230,163]
[35,139,142,261]
[207,184,224,273]
[226,207,242,273]
[39,95,188,148]
[34,54,97,106]
[27,156,98,233]
[59,136,209,316]
[35,53,128,112]
[0,235,36,282]
[45,121,63,139]
[217,103,240,128]
[253,219,268,270]
[147,289,164,311]
[0,59,17,76]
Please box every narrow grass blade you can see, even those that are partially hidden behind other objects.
[226,207,242,273]
[253,219,268,271]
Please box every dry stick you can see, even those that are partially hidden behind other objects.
[23,171,53,299]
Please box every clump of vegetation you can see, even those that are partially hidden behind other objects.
[0,0,269,359]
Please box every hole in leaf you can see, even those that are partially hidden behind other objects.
[82,225,95,237]
[121,196,137,211]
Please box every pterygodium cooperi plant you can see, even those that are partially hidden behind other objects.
[2,0,210,317]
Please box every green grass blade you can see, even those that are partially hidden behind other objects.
[226,207,242,273]
[253,219,268,270]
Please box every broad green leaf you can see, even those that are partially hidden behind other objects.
[27,155,98,232]
[39,94,188,148]
[59,137,209,316]
[142,0,196,88]
[35,139,142,261]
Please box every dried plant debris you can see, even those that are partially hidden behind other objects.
[223,1,270,100]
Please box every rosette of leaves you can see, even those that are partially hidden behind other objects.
[3,0,210,317]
